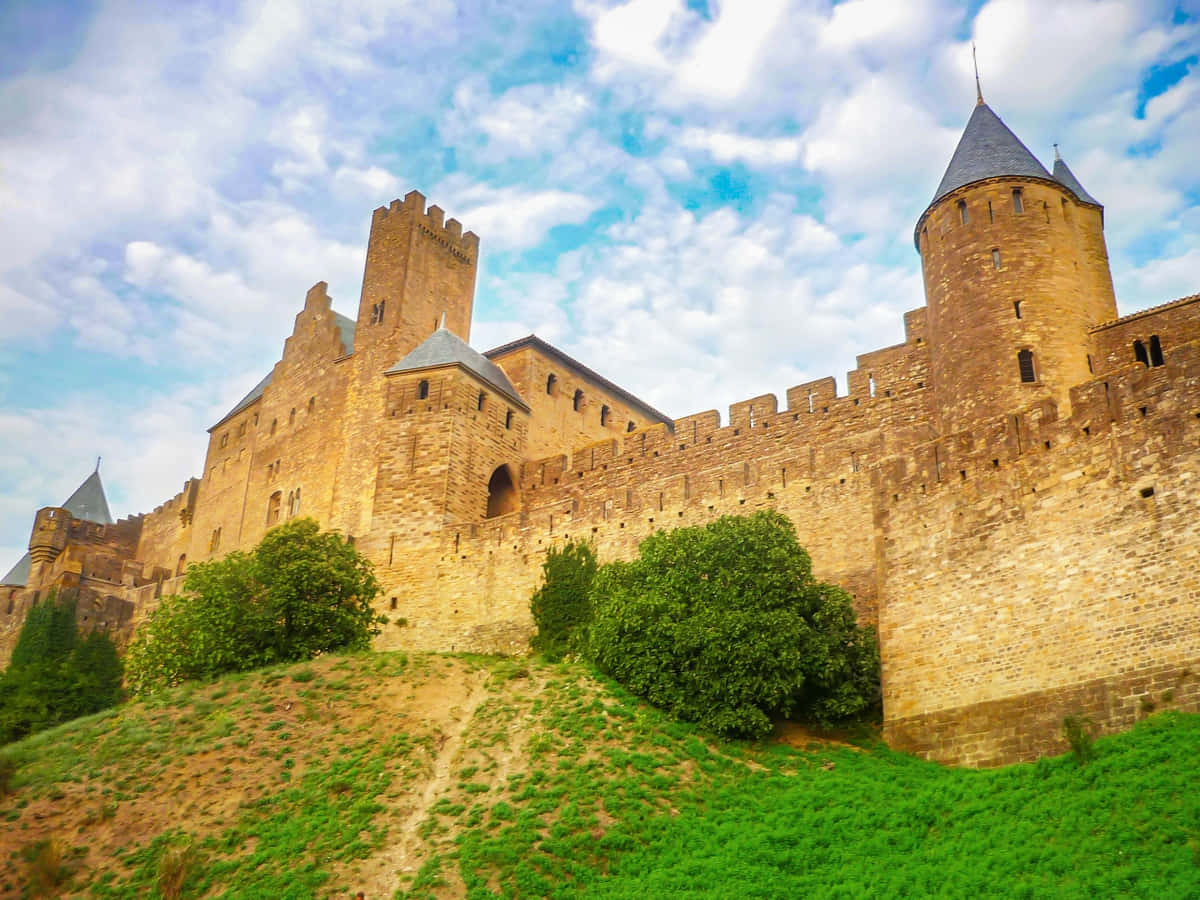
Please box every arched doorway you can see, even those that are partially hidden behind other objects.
[486,465,519,518]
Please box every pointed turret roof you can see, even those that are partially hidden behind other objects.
[1,467,114,586]
[386,328,528,409]
[931,102,1052,204]
[1052,152,1100,207]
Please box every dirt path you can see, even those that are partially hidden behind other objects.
[353,664,492,898]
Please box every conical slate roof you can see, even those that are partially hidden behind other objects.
[932,102,1052,204]
[1,468,113,586]
[386,328,528,409]
[1052,155,1100,207]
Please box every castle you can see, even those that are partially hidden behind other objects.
[4,95,1199,767]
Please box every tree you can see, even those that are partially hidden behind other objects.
[529,540,598,662]
[0,592,124,745]
[125,518,382,694]
[585,511,880,739]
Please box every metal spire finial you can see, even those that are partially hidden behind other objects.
[973,42,983,105]
[1054,143,1062,161]
[95,456,101,474]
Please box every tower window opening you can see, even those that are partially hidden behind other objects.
[485,465,519,518]
[270,418,277,435]
[267,491,282,525]
[289,408,296,425]
[987,201,994,223]
[626,421,636,432]
[1014,300,1022,319]
[958,200,968,224]
[1018,349,1037,383]
[1133,340,1149,367]
[1149,335,1165,367]
[1012,189,1024,214]
[868,374,876,398]
[992,249,1002,270]
[477,391,485,411]
[600,405,610,427]
[308,396,315,413]
[573,389,583,412]
[210,527,221,553]
[546,373,557,395]
[505,410,513,429]
[418,380,429,400]
[1086,353,1093,373]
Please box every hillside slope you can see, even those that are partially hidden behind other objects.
[1,652,1198,898]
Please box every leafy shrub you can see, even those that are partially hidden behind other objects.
[24,838,74,896]
[1063,714,1097,765]
[586,511,880,739]
[530,540,598,661]
[125,518,382,694]
[0,592,124,745]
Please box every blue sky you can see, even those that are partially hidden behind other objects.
[2,0,1198,571]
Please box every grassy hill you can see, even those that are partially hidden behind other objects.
[1,651,1198,899]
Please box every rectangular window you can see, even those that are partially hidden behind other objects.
[992,249,1002,270]
[1014,300,1022,319]
[1012,189,1024,214]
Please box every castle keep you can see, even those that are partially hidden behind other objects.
[5,97,1199,766]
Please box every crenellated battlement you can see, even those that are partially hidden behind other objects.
[371,190,480,254]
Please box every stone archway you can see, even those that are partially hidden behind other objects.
[486,465,519,518]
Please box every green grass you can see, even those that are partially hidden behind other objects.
[405,670,1200,900]
[2,652,1198,899]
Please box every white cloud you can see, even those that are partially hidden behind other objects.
[446,184,599,251]
[677,127,801,166]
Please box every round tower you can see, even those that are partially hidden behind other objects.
[915,100,1117,432]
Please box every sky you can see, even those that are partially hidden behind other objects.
[1,0,1198,572]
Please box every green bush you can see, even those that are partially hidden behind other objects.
[530,540,598,661]
[125,518,382,694]
[586,510,880,739]
[0,592,124,745]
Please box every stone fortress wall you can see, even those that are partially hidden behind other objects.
[4,101,1199,767]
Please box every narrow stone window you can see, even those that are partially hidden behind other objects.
[1086,353,1093,373]
[289,408,296,425]
[600,404,610,426]
[626,421,636,432]
[267,491,282,525]
[958,200,968,224]
[505,410,513,429]
[808,391,815,413]
[1149,335,1164,367]
[220,432,229,448]
[992,249,1002,270]
[1133,340,1149,367]
[418,380,429,400]
[850,451,859,473]
[270,418,277,435]
[573,389,583,412]
[868,374,876,398]
[1012,189,1024,214]
[176,554,187,576]
[477,391,485,411]
[1014,300,1022,319]
[1018,349,1036,383]
[238,422,246,438]
[308,396,315,413]
[987,201,994,223]
[390,597,397,610]
[546,373,557,395]
[253,413,259,427]
[210,527,221,552]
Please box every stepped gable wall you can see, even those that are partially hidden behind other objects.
[878,335,1200,766]
[188,281,354,566]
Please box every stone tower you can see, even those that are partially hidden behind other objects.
[330,193,482,540]
[915,98,1117,432]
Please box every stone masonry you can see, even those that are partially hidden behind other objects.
[4,97,1199,767]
